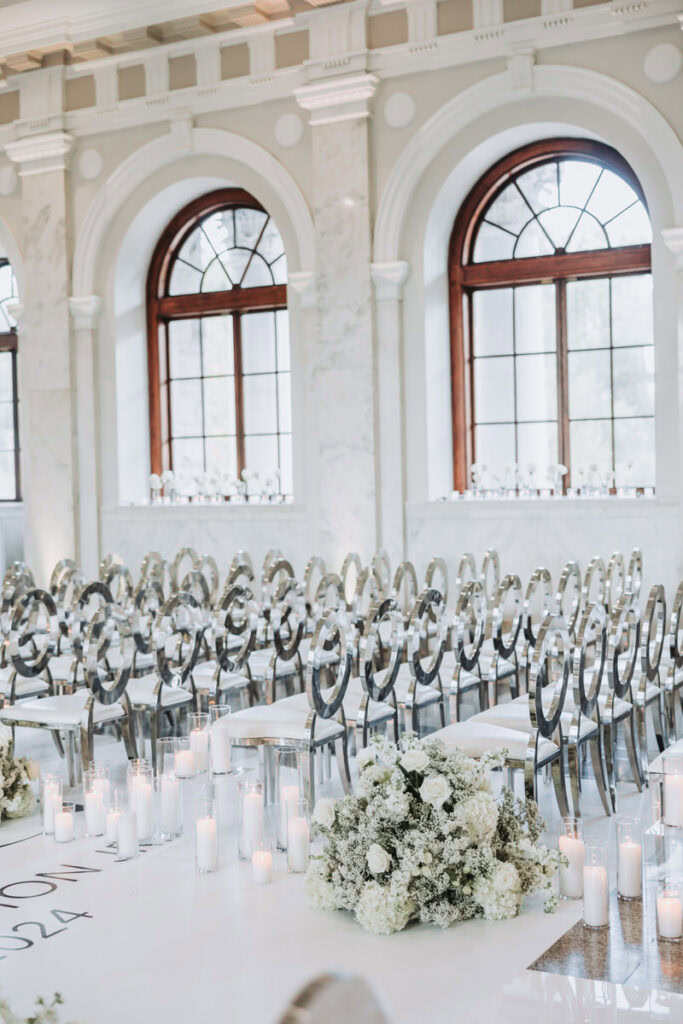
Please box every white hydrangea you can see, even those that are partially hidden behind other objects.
[304,859,337,911]
[453,791,498,843]
[354,881,414,935]
[474,862,521,920]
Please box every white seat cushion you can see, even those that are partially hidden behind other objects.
[0,667,49,698]
[472,699,597,740]
[555,689,633,719]
[427,721,558,762]
[247,648,297,680]
[277,681,395,726]
[393,664,443,706]
[299,638,341,667]
[106,649,155,672]
[632,680,662,705]
[48,655,80,682]
[191,661,250,693]
[126,674,192,708]
[230,704,343,742]
[0,690,124,727]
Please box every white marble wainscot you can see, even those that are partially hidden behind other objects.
[99,504,309,578]
[296,75,379,567]
[0,502,24,566]
[406,497,683,598]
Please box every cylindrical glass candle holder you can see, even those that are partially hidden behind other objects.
[93,762,111,809]
[54,801,75,843]
[209,705,232,775]
[128,762,155,844]
[662,750,683,828]
[105,789,124,845]
[276,747,303,851]
[188,712,210,774]
[195,796,219,873]
[287,797,310,874]
[158,771,182,840]
[251,838,274,885]
[41,773,62,835]
[156,738,176,778]
[656,881,683,942]
[617,816,642,901]
[126,758,151,784]
[83,768,106,837]
[583,840,609,929]
[173,737,196,779]
[116,794,138,861]
[238,780,264,860]
[557,817,584,900]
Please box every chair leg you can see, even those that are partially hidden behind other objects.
[51,729,66,760]
[603,719,617,812]
[65,731,79,787]
[301,749,316,808]
[121,713,138,761]
[334,734,352,796]
[624,712,643,792]
[567,742,581,818]
[438,695,446,729]
[589,732,612,817]
[80,724,93,773]
[652,697,667,753]
[550,753,570,818]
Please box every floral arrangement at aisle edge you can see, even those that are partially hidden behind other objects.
[0,992,72,1024]
[306,734,561,935]
[0,722,38,821]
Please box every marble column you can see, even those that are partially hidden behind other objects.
[295,74,379,568]
[371,261,410,569]
[662,227,683,502]
[5,132,76,586]
[68,296,102,577]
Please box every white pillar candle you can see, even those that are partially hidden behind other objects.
[105,808,119,844]
[287,816,310,873]
[558,835,585,898]
[241,792,264,855]
[117,811,138,860]
[195,816,218,872]
[279,784,300,848]
[42,784,60,833]
[93,777,110,806]
[617,841,642,899]
[84,791,105,836]
[251,850,273,884]
[174,749,195,779]
[657,895,683,939]
[131,779,154,841]
[663,774,683,827]
[209,725,232,774]
[54,809,74,843]
[160,776,181,835]
[583,865,609,928]
[190,729,209,773]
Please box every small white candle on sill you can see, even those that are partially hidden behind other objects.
[84,791,105,836]
[190,729,209,773]
[54,808,75,843]
[195,816,218,872]
[657,895,683,940]
[663,774,683,828]
[160,776,181,836]
[209,725,232,774]
[251,850,273,884]
[105,808,120,844]
[558,835,585,899]
[174,749,195,779]
[279,784,300,849]
[583,866,609,928]
[287,816,310,873]
[242,792,264,855]
[617,841,642,900]
[117,811,138,860]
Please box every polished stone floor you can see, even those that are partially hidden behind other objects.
[1,725,681,1024]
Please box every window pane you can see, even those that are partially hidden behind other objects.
[241,312,276,373]
[243,374,277,434]
[606,203,651,247]
[170,379,203,436]
[537,207,581,251]
[172,438,203,478]
[0,352,13,401]
[0,451,15,499]
[472,289,513,356]
[612,348,654,417]
[0,402,15,450]
[235,208,268,249]
[515,354,557,422]
[205,437,237,478]
[169,260,202,296]
[258,218,285,263]
[612,275,653,347]
[278,373,292,433]
[168,320,201,378]
[566,212,607,252]
[202,210,234,253]
[473,356,515,423]
[271,254,287,285]
[279,434,293,495]
[242,254,272,288]
[614,418,654,488]
[514,219,554,258]
[474,424,515,478]
[514,284,555,353]
[568,349,611,418]
[202,316,234,375]
[558,160,601,209]
[276,311,290,371]
[245,434,279,481]
[202,258,231,292]
[220,249,251,286]
[586,169,639,223]
[473,223,515,263]
[485,184,530,235]
[517,422,558,471]
[203,377,236,435]
[567,279,609,350]
[570,420,612,480]
[178,227,215,271]
[516,163,558,213]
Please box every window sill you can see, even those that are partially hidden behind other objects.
[101,503,305,521]
[407,495,677,520]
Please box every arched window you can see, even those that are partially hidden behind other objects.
[449,139,654,493]
[0,255,20,501]
[147,188,292,497]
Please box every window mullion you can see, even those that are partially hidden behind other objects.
[555,279,570,490]
[234,312,246,476]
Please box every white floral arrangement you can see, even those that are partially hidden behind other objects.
[306,735,561,935]
[0,723,38,822]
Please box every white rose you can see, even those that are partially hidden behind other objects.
[400,748,429,774]
[419,774,451,809]
[313,798,336,829]
[367,843,391,875]
[356,747,376,770]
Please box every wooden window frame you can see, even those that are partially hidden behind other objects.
[448,138,652,492]
[146,188,288,476]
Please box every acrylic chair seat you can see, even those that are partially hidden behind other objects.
[0,690,125,727]
[126,673,193,708]
[427,720,559,762]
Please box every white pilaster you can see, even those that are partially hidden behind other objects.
[196,44,222,88]
[144,54,170,96]
[472,0,504,30]
[662,226,683,504]
[249,32,276,78]
[406,0,438,45]
[69,296,103,576]
[94,65,119,109]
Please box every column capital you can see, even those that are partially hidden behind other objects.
[287,270,316,309]
[68,295,103,330]
[5,300,24,325]
[5,131,74,176]
[662,227,683,271]
[371,261,410,300]
[295,73,378,127]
